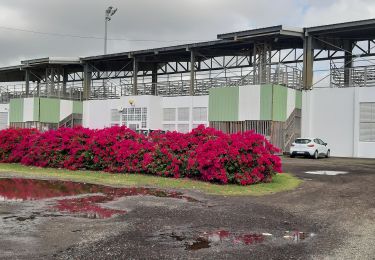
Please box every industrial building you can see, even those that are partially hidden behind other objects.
[0,19,375,158]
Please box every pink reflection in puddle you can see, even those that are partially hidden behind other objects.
[233,233,265,245]
[183,230,265,250]
[54,195,126,219]
[0,178,198,219]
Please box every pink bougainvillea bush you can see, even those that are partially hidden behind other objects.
[0,128,38,163]
[0,125,282,185]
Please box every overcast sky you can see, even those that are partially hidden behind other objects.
[0,0,375,67]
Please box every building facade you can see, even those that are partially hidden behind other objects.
[0,20,375,158]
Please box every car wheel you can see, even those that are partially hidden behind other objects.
[313,150,319,159]
[326,150,330,158]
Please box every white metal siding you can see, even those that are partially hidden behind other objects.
[0,112,8,129]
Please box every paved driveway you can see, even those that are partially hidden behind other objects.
[0,157,374,260]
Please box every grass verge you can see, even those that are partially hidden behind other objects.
[0,163,301,196]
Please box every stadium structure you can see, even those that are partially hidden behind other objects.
[0,19,375,158]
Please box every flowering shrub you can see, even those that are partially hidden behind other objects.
[0,128,38,163]
[20,127,94,170]
[0,125,282,185]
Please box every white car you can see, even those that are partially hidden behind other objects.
[290,138,330,159]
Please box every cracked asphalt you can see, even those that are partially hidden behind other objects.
[0,157,374,260]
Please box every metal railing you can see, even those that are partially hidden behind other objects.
[0,64,302,102]
[331,65,375,88]
[89,64,302,99]
[0,82,83,103]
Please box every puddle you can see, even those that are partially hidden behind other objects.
[186,237,210,250]
[0,178,198,219]
[305,171,348,175]
[168,230,266,251]
[54,195,127,219]
[283,231,315,242]
[164,229,315,251]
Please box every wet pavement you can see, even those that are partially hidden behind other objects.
[0,178,197,219]
[0,157,374,259]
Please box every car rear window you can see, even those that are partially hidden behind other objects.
[295,139,311,144]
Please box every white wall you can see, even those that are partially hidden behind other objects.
[162,95,209,132]
[0,104,9,113]
[302,86,375,158]
[357,87,375,158]
[238,85,261,121]
[23,98,34,122]
[302,88,355,157]
[83,99,111,129]
[287,88,296,118]
[83,96,163,130]
[301,90,311,136]
[117,95,162,130]
[60,100,73,121]
[0,104,9,129]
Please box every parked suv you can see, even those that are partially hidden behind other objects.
[290,138,330,159]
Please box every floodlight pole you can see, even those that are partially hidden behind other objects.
[103,6,117,97]
[104,6,117,55]
[104,15,108,55]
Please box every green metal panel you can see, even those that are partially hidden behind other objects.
[295,91,302,109]
[260,85,273,120]
[72,101,83,114]
[39,98,60,123]
[9,99,24,123]
[208,87,239,121]
[33,98,40,121]
[272,85,288,121]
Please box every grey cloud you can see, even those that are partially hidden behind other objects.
[0,0,374,67]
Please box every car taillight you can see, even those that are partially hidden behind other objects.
[307,144,314,147]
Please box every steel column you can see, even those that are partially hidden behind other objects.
[344,40,354,87]
[303,35,314,90]
[62,68,68,96]
[190,50,195,95]
[83,64,92,100]
[151,63,158,95]
[133,57,138,95]
[25,69,30,97]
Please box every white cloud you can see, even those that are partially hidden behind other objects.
[303,0,375,26]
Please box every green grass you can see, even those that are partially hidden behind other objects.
[0,163,301,196]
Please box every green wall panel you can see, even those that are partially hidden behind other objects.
[9,99,24,123]
[295,91,302,109]
[260,85,273,120]
[72,101,83,114]
[33,98,40,121]
[260,85,288,122]
[272,85,288,121]
[38,98,60,123]
[208,87,239,121]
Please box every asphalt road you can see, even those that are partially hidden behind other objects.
[0,157,374,260]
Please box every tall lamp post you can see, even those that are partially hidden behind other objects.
[104,6,118,55]
[103,6,118,97]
